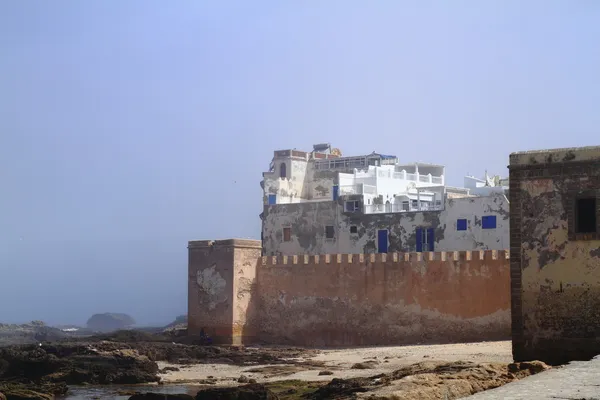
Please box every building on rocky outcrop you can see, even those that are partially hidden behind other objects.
[260,144,509,255]
[509,145,600,365]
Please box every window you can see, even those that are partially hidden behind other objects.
[350,225,358,234]
[283,227,291,242]
[416,227,434,252]
[482,215,497,229]
[457,219,467,231]
[279,163,287,179]
[345,200,359,212]
[402,201,409,211]
[576,197,597,233]
[325,225,335,239]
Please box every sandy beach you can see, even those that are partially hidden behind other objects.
[158,340,512,385]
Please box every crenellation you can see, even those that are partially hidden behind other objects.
[409,252,422,262]
[251,250,511,267]
[190,240,511,347]
[254,250,508,266]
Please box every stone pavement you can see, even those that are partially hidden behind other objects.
[467,355,600,399]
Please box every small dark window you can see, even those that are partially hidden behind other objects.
[279,163,287,179]
[325,225,335,239]
[283,227,291,242]
[576,197,597,233]
[482,215,497,229]
[350,225,358,234]
[345,200,359,212]
[457,219,467,231]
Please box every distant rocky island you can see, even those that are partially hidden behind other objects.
[86,312,136,332]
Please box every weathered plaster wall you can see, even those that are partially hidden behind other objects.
[509,145,600,364]
[188,239,261,344]
[255,250,510,346]
[231,243,262,344]
[262,159,309,204]
[262,159,341,204]
[262,193,509,255]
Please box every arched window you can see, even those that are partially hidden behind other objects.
[279,163,287,179]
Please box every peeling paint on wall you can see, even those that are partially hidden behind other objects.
[510,145,600,365]
[262,193,509,255]
[196,264,227,310]
[262,159,349,204]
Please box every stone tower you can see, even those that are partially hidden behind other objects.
[187,239,261,345]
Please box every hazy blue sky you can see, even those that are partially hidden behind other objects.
[1,1,599,326]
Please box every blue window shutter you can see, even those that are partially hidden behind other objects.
[427,228,434,251]
[482,215,497,229]
[377,230,388,253]
[333,185,339,201]
[268,194,276,205]
[416,228,423,252]
[457,219,467,231]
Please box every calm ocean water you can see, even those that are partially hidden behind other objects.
[57,384,199,399]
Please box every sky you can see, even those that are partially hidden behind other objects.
[1,1,599,326]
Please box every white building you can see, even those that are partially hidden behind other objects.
[260,144,509,256]
[464,172,509,197]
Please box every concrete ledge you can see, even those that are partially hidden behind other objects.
[188,239,262,249]
[509,145,600,166]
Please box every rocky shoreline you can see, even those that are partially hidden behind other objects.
[0,330,317,399]
[0,331,552,400]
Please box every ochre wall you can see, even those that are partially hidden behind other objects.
[253,250,510,346]
[188,239,262,344]
[188,240,511,347]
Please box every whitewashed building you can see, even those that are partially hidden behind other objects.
[260,144,509,256]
